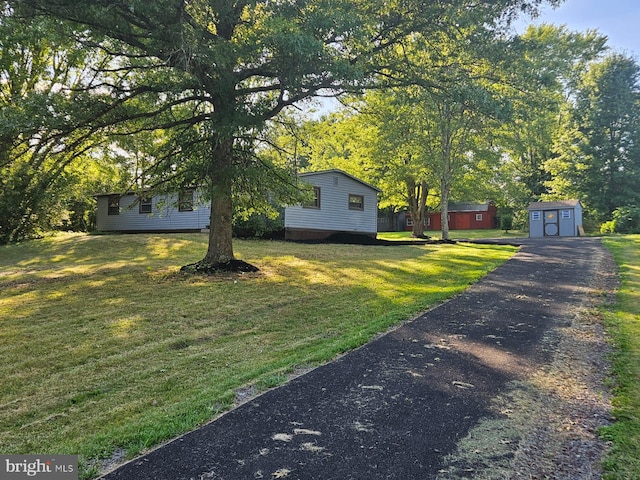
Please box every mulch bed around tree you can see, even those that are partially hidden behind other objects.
[180,259,260,275]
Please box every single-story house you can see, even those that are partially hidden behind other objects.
[95,189,210,232]
[527,200,583,237]
[284,169,381,241]
[397,201,498,232]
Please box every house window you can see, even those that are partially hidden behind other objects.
[561,210,571,219]
[406,216,413,227]
[476,213,483,221]
[108,195,120,215]
[139,196,152,214]
[348,194,364,210]
[178,189,194,212]
[531,211,542,221]
[303,186,321,209]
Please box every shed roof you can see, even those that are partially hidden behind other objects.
[527,200,581,210]
[448,201,495,212]
[298,169,382,192]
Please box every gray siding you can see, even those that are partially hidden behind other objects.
[558,208,576,237]
[574,205,583,233]
[528,201,583,238]
[96,192,210,231]
[284,172,378,234]
[529,210,544,237]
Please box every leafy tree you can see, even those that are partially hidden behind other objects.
[352,88,442,238]
[353,38,515,240]
[363,90,437,238]
[301,97,434,237]
[609,205,640,234]
[8,0,557,266]
[431,95,498,241]
[547,53,640,224]
[0,12,126,242]
[303,111,376,176]
[492,25,606,216]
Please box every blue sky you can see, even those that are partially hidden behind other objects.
[517,0,640,57]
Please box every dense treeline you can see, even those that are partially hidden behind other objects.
[2,0,639,252]
[270,27,640,237]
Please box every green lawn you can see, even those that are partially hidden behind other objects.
[0,232,517,478]
[378,228,528,241]
[600,235,640,479]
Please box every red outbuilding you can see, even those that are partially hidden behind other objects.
[404,201,498,231]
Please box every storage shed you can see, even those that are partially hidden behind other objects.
[426,201,498,231]
[95,190,210,232]
[284,169,381,241]
[527,200,583,238]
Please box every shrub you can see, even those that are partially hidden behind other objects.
[611,206,640,234]
[512,210,529,231]
[233,210,284,239]
[600,220,616,234]
[499,214,514,232]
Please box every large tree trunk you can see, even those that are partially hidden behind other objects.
[440,187,450,241]
[203,138,235,265]
[407,178,429,238]
[181,137,258,274]
[180,136,259,274]
[204,177,234,264]
[439,103,454,242]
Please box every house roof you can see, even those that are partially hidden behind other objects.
[298,169,382,192]
[94,191,139,198]
[94,188,196,198]
[527,200,581,210]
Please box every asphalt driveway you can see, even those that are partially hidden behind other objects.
[100,237,616,480]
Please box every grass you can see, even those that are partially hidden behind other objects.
[378,228,528,241]
[600,235,640,479]
[0,232,517,478]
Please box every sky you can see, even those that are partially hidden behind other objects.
[517,0,640,57]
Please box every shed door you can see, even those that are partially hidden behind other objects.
[458,214,471,230]
[544,210,559,236]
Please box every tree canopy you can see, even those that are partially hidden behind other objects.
[6,1,639,247]
[547,52,640,225]
[294,24,639,237]
[2,0,559,256]
[0,12,129,242]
